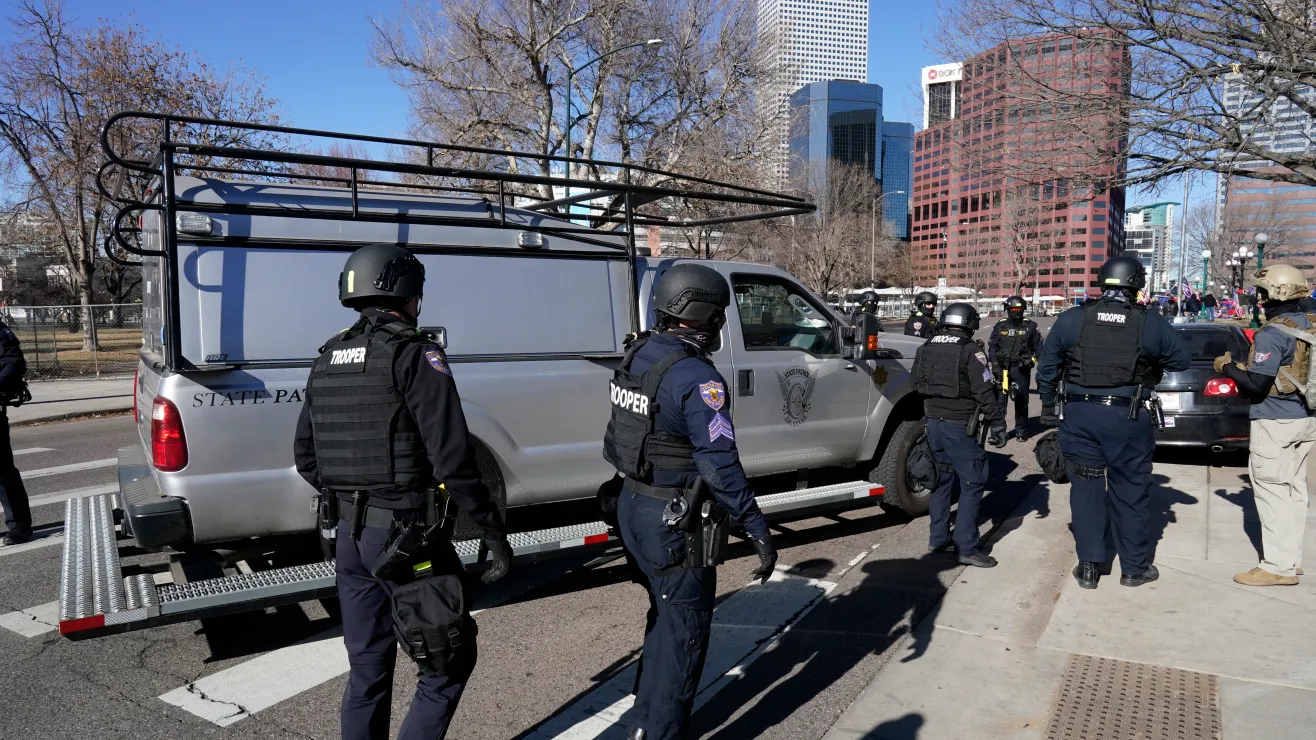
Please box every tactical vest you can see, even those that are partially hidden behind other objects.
[307,316,432,507]
[914,333,973,399]
[995,320,1032,364]
[602,338,704,480]
[1248,313,1316,397]
[1065,299,1161,388]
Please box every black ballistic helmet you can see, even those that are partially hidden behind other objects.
[653,263,731,325]
[1034,430,1069,484]
[1096,256,1146,291]
[858,289,879,304]
[939,302,980,332]
[915,291,937,312]
[1005,295,1027,314]
[339,244,426,309]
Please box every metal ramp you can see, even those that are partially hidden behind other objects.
[58,481,883,639]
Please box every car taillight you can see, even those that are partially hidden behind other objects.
[1205,378,1237,396]
[132,368,139,424]
[151,397,188,472]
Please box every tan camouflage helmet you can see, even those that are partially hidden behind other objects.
[1251,263,1310,302]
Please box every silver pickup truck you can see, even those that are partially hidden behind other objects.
[103,114,931,556]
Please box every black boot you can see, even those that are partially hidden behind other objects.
[1073,561,1100,589]
[1120,564,1160,587]
[2,529,31,546]
[959,551,998,568]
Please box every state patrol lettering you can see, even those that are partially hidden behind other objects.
[610,381,651,417]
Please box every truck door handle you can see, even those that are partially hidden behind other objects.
[844,363,858,371]
[737,369,754,396]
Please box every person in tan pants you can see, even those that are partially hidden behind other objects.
[1216,264,1314,586]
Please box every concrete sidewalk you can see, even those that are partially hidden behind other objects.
[9,376,134,426]
[824,462,1316,740]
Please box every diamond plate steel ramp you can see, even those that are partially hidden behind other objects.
[1045,655,1222,740]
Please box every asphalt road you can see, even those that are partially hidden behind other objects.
[0,412,1057,739]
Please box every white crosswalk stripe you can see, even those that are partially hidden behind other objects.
[28,483,118,509]
[0,532,64,558]
[511,570,834,739]
[20,458,117,480]
[13,447,55,456]
[0,601,60,637]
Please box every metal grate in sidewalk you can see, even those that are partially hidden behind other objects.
[1045,655,1222,739]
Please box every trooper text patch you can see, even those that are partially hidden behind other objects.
[610,382,650,416]
[931,335,960,343]
[330,347,367,365]
[1096,312,1126,324]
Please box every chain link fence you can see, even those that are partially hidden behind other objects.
[2,304,142,379]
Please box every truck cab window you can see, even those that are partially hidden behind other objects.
[733,276,839,355]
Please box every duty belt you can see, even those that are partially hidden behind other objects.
[338,498,408,530]
[1065,394,1133,407]
[622,477,686,501]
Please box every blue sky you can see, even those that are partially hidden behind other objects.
[30,0,941,139]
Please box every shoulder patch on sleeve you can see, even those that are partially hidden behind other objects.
[698,380,726,410]
[424,349,451,375]
[1254,351,1271,364]
[974,351,989,366]
[708,412,735,442]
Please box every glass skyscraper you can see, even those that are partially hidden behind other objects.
[788,80,913,239]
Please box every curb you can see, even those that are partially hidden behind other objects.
[11,406,134,427]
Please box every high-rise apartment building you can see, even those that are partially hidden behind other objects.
[1123,203,1178,289]
[1214,75,1316,281]
[756,0,869,185]
[787,81,913,239]
[909,35,1130,300]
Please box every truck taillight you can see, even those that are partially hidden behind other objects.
[132,368,139,424]
[151,397,188,472]
[867,334,879,351]
[1204,378,1237,396]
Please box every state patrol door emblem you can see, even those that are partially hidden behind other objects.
[776,367,817,426]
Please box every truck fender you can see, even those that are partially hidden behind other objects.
[859,361,919,463]
[456,400,521,500]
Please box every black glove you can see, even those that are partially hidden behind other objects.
[1041,405,1059,427]
[749,534,777,585]
[988,423,1008,449]
[480,532,512,584]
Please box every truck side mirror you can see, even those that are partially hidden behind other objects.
[421,326,447,349]
[849,314,882,361]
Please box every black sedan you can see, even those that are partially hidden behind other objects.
[1154,323,1252,451]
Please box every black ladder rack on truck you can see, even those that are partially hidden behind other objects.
[60,481,886,639]
[96,110,815,371]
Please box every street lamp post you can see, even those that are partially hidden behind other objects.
[870,190,905,287]
[564,39,663,176]
[1250,232,1269,328]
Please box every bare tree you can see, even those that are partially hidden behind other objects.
[998,185,1051,294]
[371,0,774,199]
[0,1,280,348]
[747,163,882,297]
[935,0,1316,189]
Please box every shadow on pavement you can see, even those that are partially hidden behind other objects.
[1148,473,1199,561]
[861,712,925,739]
[1214,486,1263,558]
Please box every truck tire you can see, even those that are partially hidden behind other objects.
[870,418,933,516]
[453,439,508,541]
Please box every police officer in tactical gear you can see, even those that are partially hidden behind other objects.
[904,291,938,337]
[1213,264,1316,586]
[294,244,511,740]
[853,289,880,321]
[1036,256,1189,589]
[911,302,1007,568]
[604,262,775,740]
[0,318,31,546]
[988,296,1042,441]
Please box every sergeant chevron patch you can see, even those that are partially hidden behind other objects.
[708,412,734,442]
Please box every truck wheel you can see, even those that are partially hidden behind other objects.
[871,418,933,516]
[452,439,508,541]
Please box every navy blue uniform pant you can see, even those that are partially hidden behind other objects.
[0,408,30,535]
[617,488,715,740]
[336,520,472,740]
[925,418,988,555]
[997,366,1031,431]
[1058,402,1155,575]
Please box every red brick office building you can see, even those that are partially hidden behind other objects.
[910,34,1130,301]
